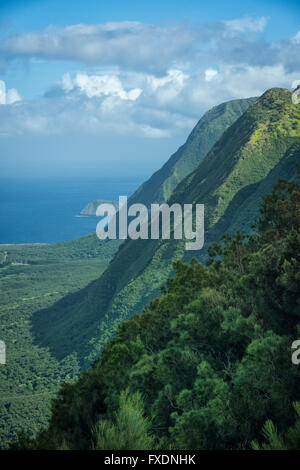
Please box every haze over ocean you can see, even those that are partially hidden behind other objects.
[0,177,142,244]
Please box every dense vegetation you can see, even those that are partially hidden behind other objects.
[0,236,121,448]
[13,166,300,449]
[0,96,253,448]
[33,88,300,373]
[1,88,299,448]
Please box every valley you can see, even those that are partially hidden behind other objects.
[0,88,299,448]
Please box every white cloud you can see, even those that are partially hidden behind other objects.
[205,69,219,81]
[292,31,300,44]
[62,72,142,100]
[224,16,268,34]
[0,21,196,73]
[0,62,299,141]
[0,82,5,105]
[0,80,21,105]
[214,64,291,98]
[2,17,296,74]
[146,69,187,91]
[6,88,21,104]
[0,71,195,138]
[0,16,299,141]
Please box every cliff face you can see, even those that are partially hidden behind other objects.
[32,88,300,366]
[80,97,256,215]
[128,97,256,207]
[80,200,118,216]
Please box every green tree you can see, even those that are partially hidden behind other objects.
[252,402,300,450]
[93,390,156,450]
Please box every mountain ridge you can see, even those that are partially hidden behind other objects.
[14,159,300,450]
[1,89,298,448]
[32,88,300,367]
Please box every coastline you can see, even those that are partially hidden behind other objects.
[0,243,49,246]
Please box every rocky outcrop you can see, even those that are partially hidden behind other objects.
[80,200,118,216]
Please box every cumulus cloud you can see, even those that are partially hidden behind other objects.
[0,16,299,141]
[0,71,195,139]
[205,69,219,82]
[0,80,21,104]
[0,60,299,141]
[61,72,142,100]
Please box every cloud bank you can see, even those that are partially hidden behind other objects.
[0,21,197,73]
[0,18,299,140]
[1,18,299,72]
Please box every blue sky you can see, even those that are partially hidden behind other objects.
[0,0,299,178]
[2,0,299,38]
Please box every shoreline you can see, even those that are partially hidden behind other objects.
[0,243,49,246]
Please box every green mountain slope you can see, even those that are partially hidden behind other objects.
[79,97,255,212]
[129,97,256,206]
[0,96,255,447]
[14,167,300,450]
[32,88,300,368]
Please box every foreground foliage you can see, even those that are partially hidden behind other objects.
[252,402,300,450]
[14,167,300,450]
[93,390,156,450]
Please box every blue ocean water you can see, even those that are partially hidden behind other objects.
[0,177,142,244]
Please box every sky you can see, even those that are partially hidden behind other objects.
[0,0,299,178]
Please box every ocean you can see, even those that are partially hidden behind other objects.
[0,177,142,244]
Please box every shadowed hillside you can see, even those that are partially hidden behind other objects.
[14,163,300,450]
[32,88,300,367]
[0,95,255,447]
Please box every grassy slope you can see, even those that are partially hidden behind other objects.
[206,143,300,244]
[32,89,300,369]
[129,97,256,206]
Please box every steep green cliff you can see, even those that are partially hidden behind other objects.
[32,89,300,368]
[14,162,300,450]
[125,97,256,207]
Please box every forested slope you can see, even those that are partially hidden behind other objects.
[14,165,300,450]
[33,89,300,368]
[0,236,121,448]
[0,96,254,447]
